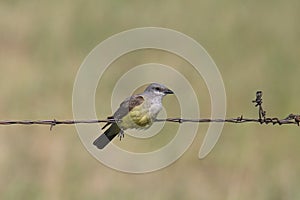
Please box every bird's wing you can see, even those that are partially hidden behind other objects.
[129,95,144,111]
[113,95,144,120]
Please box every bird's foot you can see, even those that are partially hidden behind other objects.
[118,130,124,141]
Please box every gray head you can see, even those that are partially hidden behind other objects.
[144,83,174,96]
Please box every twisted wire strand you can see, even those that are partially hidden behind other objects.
[0,91,299,130]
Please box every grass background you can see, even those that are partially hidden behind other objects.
[1,0,300,199]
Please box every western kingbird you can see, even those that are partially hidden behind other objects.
[93,83,174,149]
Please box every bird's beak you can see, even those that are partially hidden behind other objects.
[164,88,174,94]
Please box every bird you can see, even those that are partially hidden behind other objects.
[93,83,174,149]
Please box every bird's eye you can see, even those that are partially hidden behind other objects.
[154,87,161,91]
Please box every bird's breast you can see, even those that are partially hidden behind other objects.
[149,103,162,118]
[119,105,152,129]
[118,98,163,129]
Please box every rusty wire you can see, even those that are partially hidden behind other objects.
[0,91,299,130]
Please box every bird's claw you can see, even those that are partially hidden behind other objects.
[118,130,124,141]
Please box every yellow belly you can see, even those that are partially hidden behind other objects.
[119,106,152,129]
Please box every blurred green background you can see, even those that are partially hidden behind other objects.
[1,0,300,199]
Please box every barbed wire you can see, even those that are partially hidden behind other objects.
[0,91,299,130]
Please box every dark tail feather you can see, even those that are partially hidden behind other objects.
[93,123,120,149]
[101,116,114,130]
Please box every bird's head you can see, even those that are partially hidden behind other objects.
[144,83,174,96]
